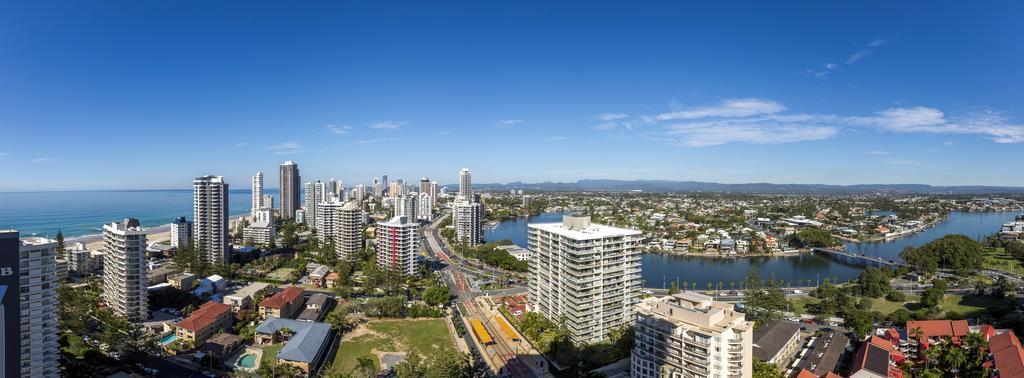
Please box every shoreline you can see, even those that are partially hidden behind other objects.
[68,214,248,250]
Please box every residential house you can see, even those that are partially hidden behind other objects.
[848,336,904,378]
[297,293,333,322]
[752,320,802,366]
[223,282,273,310]
[175,301,233,346]
[259,287,305,319]
[254,317,334,375]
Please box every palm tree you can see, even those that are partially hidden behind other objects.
[729,281,736,291]
[354,355,376,378]
[944,346,967,374]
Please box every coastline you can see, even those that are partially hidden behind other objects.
[68,214,248,250]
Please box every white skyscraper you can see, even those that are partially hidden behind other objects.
[631,293,753,378]
[528,215,643,345]
[395,193,418,220]
[429,180,438,209]
[102,218,148,321]
[251,172,264,217]
[376,216,419,276]
[453,201,483,245]
[459,168,472,199]
[170,216,191,249]
[7,231,60,378]
[304,180,326,229]
[193,175,230,264]
[417,192,433,221]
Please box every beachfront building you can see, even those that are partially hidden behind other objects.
[193,175,230,264]
[528,214,644,345]
[4,231,61,378]
[243,217,276,247]
[252,172,264,217]
[375,215,419,276]
[631,293,754,378]
[170,216,191,249]
[279,161,301,220]
[102,218,149,321]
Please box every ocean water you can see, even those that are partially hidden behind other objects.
[0,189,276,238]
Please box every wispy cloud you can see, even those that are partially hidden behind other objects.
[496,119,522,128]
[265,141,305,155]
[635,97,1023,147]
[648,98,787,122]
[546,136,567,142]
[347,137,401,146]
[886,158,922,166]
[0,152,9,157]
[371,121,408,130]
[326,124,352,135]
[33,158,57,163]
[866,150,890,155]
[595,113,628,121]
[807,38,888,78]
[234,142,249,147]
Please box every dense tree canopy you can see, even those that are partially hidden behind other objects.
[786,228,838,248]
[901,234,984,276]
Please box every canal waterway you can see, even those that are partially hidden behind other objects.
[484,211,1021,289]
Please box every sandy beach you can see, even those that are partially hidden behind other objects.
[68,215,247,250]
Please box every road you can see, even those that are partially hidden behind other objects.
[423,212,547,378]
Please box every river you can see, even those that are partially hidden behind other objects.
[484,211,1021,289]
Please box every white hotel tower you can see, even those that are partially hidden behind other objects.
[376,216,419,276]
[252,172,264,217]
[6,231,60,378]
[193,175,230,264]
[102,218,148,321]
[527,214,643,345]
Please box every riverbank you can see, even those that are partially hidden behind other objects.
[838,215,946,244]
[643,249,807,258]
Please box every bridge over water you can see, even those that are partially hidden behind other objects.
[811,247,908,268]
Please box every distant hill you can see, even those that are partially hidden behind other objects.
[441,179,1024,195]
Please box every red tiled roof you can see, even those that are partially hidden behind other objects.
[177,301,231,332]
[796,369,817,378]
[991,331,1024,378]
[259,287,304,309]
[851,336,902,378]
[906,320,970,339]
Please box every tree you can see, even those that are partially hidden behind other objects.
[55,228,65,257]
[944,345,967,373]
[786,228,837,248]
[753,359,784,378]
[995,276,1016,299]
[354,355,377,378]
[901,234,984,276]
[668,281,680,295]
[856,267,893,298]
[423,285,452,307]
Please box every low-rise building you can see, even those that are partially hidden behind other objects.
[497,244,532,261]
[175,301,233,346]
[198,333,243,361]
[989,330,1024,377]
[223,282,273,310]
[752,320,802,366]
[297,293,333,322]
[168,273,197,291]
[243,220,276,247]
[254,317,334,375]
[259,287,305,319]
[848,336,904,378]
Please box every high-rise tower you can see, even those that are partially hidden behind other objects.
[279,161,300,220]
[193,175,230,264]
[252,172,264,217]
[102,218,148,321]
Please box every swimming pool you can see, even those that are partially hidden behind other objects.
[160,334,177,345]
[238,353,258,368]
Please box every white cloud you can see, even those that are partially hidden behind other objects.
[808,38,889,78]
[868,39,887,48]
[371,121,408,130]
[546,136,567,142]
[650,98,787,121]
[848,107,1024,143]
[496,119,523,128]
[656,120,837,147]
[0,152,9,157]
[327,124,352,135]
[32,158,56,163]
[595,113,628,121]
[265,141,305,154]
[846,50,870,64]
[234,142,248,147]
[866,150,890,155]
[347,137,401,146]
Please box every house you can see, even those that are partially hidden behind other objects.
[497,244,532,261]
[503,295,528,320]
[848,336,904,378]
[223,282,273,310]
[796,370,841,378]
[720,239,736,254]
[175,301,233,346]
[254,317,334,375]
[308,265,330,287]
[324,272,340,288]
[193,275,226,297]
[988,330,1024,377]
[905,319,970,350]
[297,293,333,322]
[168,273,197,291]
[792,331,849,376]
[259,287,305,319]
[198,333,243,361]
[752,320,802,365]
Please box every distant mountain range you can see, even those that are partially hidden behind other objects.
[442,179,1024,195]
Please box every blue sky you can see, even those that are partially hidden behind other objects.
[1,1,1022,191]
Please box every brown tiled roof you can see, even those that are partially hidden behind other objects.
[177,301,231,332]
[991,331,1024,378]
[259,287,304,309]
[906,320,969,339]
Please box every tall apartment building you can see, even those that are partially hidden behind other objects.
[193,175,230,264]
[170,216,191,249]
[429,181,438,209]
[395,193,418,220]
[262,194,274,210]
[417,192,433,221]
[453,201,483,246]
[252,172,264,217]
[527,215,643,345]
[631,293,753,378]
[459,168,472,199]
[304,180,326,229]
[279,161,301,220]
[419,177,430,194]
[316,201,364,260]
[4,231,60,378]
[102,218,149,321]
[376,216,418,276]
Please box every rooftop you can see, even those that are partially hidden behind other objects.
[177,301,232,332]
[260,287,304,309]
[225,282,273,300]
[752,320,801,361]
[991,330,1024,378]
[528,215,641,240]
[637,293,750,332]
[255,317,332,364]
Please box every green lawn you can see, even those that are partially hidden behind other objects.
[789,293,1005,318]
[266,267,296,281]
[328,318,454,375]
[261,343,283,365]
[982,247,1024,276]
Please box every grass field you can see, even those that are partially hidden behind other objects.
[260,343,283,365]
[789,293,1007,318]
[328,318,454,375]
[982,247,1024,276]
[266,267,296,281]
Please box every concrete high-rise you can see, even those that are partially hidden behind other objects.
[315,201,364,260]
[102,218,149,321]
[459,168,472,199]
[528,215,643,345]
[453,201,483,245]
[193,175,230,264]
[631,293,753,378]
[419,177,430,194]
[376,216,418,276]
[279,161,301,220]
[429,181,438,209]
[4,230,60,378]
[170,216,191,249]
[304,180,326,228]
[395,193,418,220]
[417,192,433,221]
[251,172,264,217]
